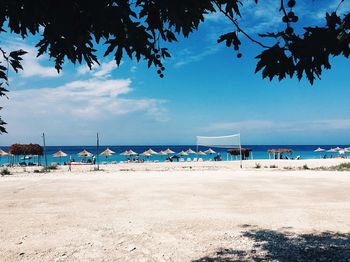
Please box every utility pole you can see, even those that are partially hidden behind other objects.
[42,132,48,170]
[96,132,100,170]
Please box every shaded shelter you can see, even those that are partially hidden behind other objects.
[146,148,158,155]
[53,150,68,164]
[327,148,337,153]
[164,148,175,154]
[128,149,137,155]
[178,151,188,156]
[267,149,293,159]
[314,147,325,152]
[204,148,216,154]
[101,148,115,154]
[0,148,8,156]
[100,148,115,160]
[9,144,43,165]
[227,148,252,160]
[120,150,129,156]
[78,149,93,157]
[186,148,196,154]
[197,151,206,155]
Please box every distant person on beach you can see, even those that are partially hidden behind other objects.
[92,156,96,164]
[214,153,222,161]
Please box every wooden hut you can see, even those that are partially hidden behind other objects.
[267,148,293,159]
[8,143,43,165]
[227,148,252,160]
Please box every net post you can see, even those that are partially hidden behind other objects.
[239,134,242,168]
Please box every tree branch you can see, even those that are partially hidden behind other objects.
[213,0,270,49]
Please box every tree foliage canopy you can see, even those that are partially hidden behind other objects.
[0,0,348,132]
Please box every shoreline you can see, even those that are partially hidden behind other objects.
[2,158,350,177]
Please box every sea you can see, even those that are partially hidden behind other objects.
[0,145,348,165]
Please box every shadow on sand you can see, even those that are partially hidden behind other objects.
[193,225,350,262]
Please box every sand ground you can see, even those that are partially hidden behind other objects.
[1,160,350,261]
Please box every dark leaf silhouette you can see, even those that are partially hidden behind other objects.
[0,0,349,133]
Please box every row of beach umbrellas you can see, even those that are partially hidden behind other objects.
[314,147,350,154]
[0,147,218,160]
[69,147,217,158]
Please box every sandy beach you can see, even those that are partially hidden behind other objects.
[1,159,350,261]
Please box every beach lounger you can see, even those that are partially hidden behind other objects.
[111,161,117,164]
[193,157,198,162]
[186,158,192,162]
[198,158,203,162]
[179,158,185,162]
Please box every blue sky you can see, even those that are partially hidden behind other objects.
[1,0,350,146]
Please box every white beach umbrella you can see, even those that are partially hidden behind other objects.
[334,147,342,151]
[204,148,216,154]
[314,147,325,152]
[186,148,196,154]
[164,148,175,154]
[141,151,151,156]
[178,151,188,156]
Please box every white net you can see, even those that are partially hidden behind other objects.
[196,134,241,149]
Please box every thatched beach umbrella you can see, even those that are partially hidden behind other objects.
[128,149,138,155]
[53,150,68,157]
[0,148,8,156]
[100,151,112,157]
[186,148,196,154]
[141,151,151,156]
[164,148,175,154]
[158,150,168,156]
[78,149,93,157]
[314,147,325,152]
[314,147,325,158]
[0,148,9,165]
[327,148,337,153]
[197,151,206,155]
[120,150,130,156]
[78,149,93,162]
[178,151,188,156]
[101,148,115,154]
[100,148,114,160]
[53,150,68,164]
[204,148,216,154]
[146,148,158,155]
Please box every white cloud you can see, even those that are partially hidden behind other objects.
[173,45,221,68]
[4,42,60,78]
[77,60,121,78]
[1,78,168,144]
